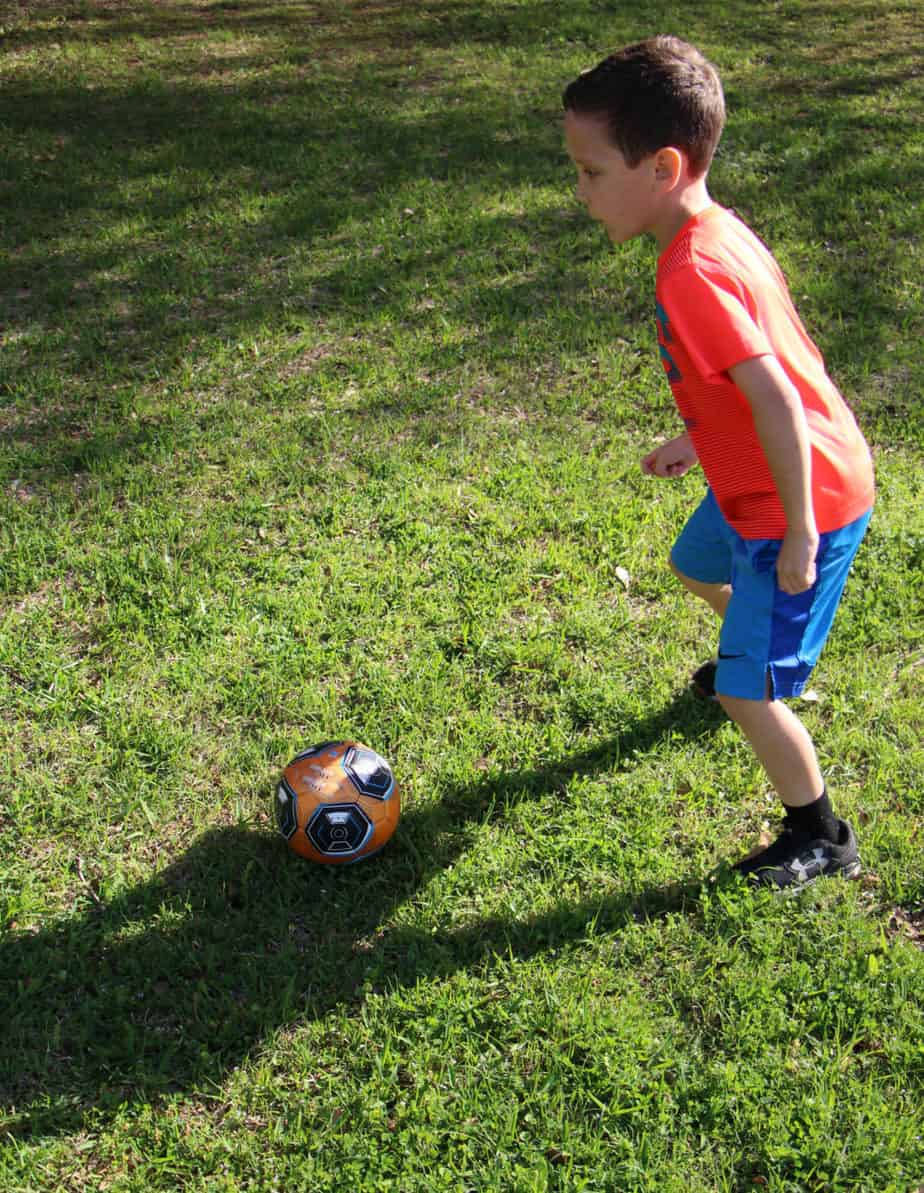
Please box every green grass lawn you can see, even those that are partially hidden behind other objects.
[2,1,923,1188]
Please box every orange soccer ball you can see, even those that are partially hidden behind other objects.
[275,741,400,864]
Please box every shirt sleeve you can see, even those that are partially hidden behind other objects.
[660,265,773,384]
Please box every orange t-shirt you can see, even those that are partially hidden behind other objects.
[655,205,874,538]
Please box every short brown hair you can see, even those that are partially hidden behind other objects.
[562,36,725,178]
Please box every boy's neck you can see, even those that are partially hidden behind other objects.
[652,178,714,252]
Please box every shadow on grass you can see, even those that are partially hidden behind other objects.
[0,0,612,57]
[0,690,726,1139]
[2,0,922,483]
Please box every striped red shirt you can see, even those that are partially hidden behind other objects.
[655,205,874,538]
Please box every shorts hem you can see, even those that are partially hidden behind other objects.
[714,659,813,701]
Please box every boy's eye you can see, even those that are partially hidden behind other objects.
[582,167,600,179]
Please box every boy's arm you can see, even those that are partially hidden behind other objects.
[727,354,819,595]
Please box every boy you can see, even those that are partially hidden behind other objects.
[562,37,875,888]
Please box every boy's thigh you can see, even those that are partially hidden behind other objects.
[717,510,872,701]
[670,489,734,585]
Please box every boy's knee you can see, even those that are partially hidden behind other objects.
[716,689,743,718]
[717,686,773,720]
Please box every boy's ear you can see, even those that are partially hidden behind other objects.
[653,147,685,190]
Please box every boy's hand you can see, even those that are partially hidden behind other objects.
[776,528,819,594]
[642,433,698,478]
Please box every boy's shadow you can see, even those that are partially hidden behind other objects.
[1,693,723,1139]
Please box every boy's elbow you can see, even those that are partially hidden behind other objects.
[729,355,800,414]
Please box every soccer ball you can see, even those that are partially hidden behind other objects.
[276,741,400,864]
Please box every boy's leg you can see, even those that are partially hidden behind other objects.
[669,490,735,697]
[718,686,859,887]
[717,690,823,806]
[714,510,871,886]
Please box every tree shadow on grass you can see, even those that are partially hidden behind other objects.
[0,59,600,484]
[0,689,725,1139]
[0,0,614,56]
[3,0,922,485]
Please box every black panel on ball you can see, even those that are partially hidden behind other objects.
[289,741,339,764]
[343,747,394,800]
[276,781,298,839]
[306,803,374,855]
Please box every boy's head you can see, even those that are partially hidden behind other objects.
[563,37,725,180]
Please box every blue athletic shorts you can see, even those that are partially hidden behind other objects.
[670,489,872,701]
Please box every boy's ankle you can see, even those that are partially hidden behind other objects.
[782,788,840,842]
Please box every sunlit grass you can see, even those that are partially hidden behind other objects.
[1,1,923,1189]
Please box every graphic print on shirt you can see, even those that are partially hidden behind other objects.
[655,300,682,383]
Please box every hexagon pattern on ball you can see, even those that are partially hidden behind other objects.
[277,740,400,864]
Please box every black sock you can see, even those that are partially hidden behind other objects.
[783,789,840,842]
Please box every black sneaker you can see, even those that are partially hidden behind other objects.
[691,659,718,701]
[734,818,861,889]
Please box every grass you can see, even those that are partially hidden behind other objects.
[1,0,923,1188]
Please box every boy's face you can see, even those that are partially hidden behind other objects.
[564,110,661,244]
